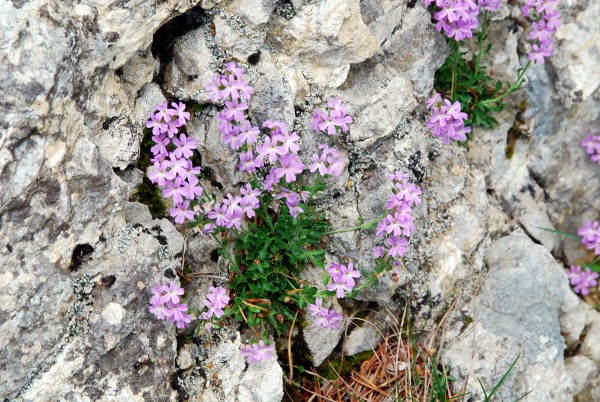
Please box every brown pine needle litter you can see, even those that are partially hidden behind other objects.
[297,298,462,402]
[299,334,450,402]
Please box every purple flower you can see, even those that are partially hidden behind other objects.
[148,161,176,186]
[327,277,353,298]
[205,73,223,102]
[207,202,229,227]
[279,130,301,154]
[264,168,278,191]
[168,303,194,328]
[327,155,345,176]
[241,340,275,364]
[581,134,600,156]
[340,263,361,287]
[578,221,600,246]
[168,155,189,178]
[275,154,305,183]
[163,177,192,204]
[312,109,326,131]
[312,98,353,135]
[184,175,203,199]
[151,134,170,156]
[225,207,244,230]
[308,298,327,317]
[241,184,261,207]
[327,262,345,283]
[149,303,172,320]
[170,201,196,224]
[372,246,386,258]
[223,193,242,213]
[155,101,175,122]
[224,61,244,78]
[162,281,185,304]
[426,93,471,144]
[324,310,343,329]
[172,134,197,159]
[309,153,329,176]
[171,102,190,126]
[522,0,561,64]
[150,284,166,306]
[223,98,248,122]
[146,113,168,135]
[257,135,286,163]
[239,120,259,145]
[568,265,599,296]
[386,236,408,257]
[205,286,230,310]
[238,150,258,173]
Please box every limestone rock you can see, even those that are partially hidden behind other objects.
[552,1,600,107]
[444,231,574,401]
[164,27,219,104]
[267,0,380,87]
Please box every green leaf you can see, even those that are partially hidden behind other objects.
[537,227,581,240]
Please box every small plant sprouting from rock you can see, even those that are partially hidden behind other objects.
[424,0,562,141]
[143,62,424,364]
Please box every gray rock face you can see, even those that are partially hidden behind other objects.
[178,331,283,402]
[444,232,574,401]
[0,0,200,399]
[4,0,600,400]
[164,27,220,104]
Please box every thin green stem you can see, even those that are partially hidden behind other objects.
[474,10,490,72]
[211,233,235,265]
[323,213,386,235]
[260,200,275,232]
[450,41,460,101]
[481,60,531,106]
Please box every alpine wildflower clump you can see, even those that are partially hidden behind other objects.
[522,0,562,65]
[581,134,600,165]
[567,266,599,296]
[425,0,562,139]
[149,282,194,328]
[425,93,471,144]
[142,62,425,365]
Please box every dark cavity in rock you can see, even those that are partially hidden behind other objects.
[69,243,95,271]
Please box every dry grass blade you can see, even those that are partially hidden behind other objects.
[300,301,460,402]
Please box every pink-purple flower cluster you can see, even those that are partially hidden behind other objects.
[149,281,194,328]
[307,298,343,330]
[374,171,422,261]
[581,134,600,166]
[204,63,350,220]
[578,221,600,255]
[146,101,203,224]
[312,98,353,136]
[422,0,500,41]
[567,265,599,296]
[426,93,471,144]
[326,262,362,299]
[522,0,561,65]
[240,340,275,363]
[308,143,346,178]
[198,286,230,322]
[204,183,262,231]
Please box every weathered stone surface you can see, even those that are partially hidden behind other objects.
[0,0,201,398]
[267,0,380,87]
[5,0,600,400]
[178,331,283,402]
[164,27,220,104]
[552,1,600,107]
[444,232,574,401]
[213,10,268,61]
